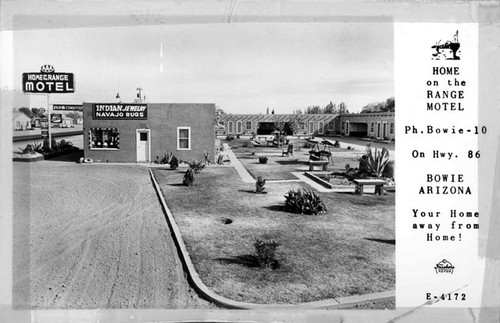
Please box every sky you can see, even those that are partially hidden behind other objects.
[7,22,393,114]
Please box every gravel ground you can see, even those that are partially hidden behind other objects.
[13,161,215,309]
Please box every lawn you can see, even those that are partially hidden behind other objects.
[152,165,395,305]
[227,138,365,181]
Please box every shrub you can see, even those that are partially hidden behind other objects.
[160,152,173,164]
[258,156,268,164]
[56,139,74,150]
[253,238,280,269]
[217,154,225,165]
[183,168,195,186]
[170,155,179,170]
[344,163,351,172]
[284,188,327,215]
[333,140,340,148]
[255,176,266,194]
[383,160,395,179]
[18,142,42,154]
[204,149,211,164]
[242,140,249,147]
[236,134,241,139]
[226,134,235,141]
[358,147,390,178]
[189,159,206,173]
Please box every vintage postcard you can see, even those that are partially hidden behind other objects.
[1,1,498,323]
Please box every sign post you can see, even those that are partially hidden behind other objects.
[22,65,75,149]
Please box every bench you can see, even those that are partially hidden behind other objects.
[308,160,329,171]
[353,179,387,196]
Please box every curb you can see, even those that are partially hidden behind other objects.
[149,168,395,309]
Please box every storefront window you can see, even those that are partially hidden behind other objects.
[177,127,191,150]
[90,128,119,149]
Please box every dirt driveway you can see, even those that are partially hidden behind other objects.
[13,161,215,309]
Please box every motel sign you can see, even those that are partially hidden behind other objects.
[22,65,74,93]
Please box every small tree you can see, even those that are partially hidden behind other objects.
[170,155,179,170]
[183,168,195,186]
[255,176,266,194]
[253,238,280,269]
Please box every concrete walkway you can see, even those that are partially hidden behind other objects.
[222,143,254,183]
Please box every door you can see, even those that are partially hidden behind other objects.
[309,121,314,134]
[383,123,387,139]
[136,130,150,162]
[377,123,381,138]
[345,121,350,136]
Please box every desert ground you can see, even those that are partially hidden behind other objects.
[12,160,215,309]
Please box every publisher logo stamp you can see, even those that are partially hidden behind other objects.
[431,30,461,60]
[435,259,455,274]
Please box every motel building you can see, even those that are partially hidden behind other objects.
[218,111,395,140]
[82,102,215,163]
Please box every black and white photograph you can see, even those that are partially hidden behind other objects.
[1,1,499,323]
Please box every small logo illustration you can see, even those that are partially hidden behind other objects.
[435,259,455,274]
[431,30,461,60]
[40,64,55,73]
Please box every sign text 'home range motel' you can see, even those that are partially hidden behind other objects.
[22,65,74,93]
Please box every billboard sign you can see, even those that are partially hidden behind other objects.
[92,103,147,120]
[53,104,82,111]
[51,114,62,123]
[22,65,74,93]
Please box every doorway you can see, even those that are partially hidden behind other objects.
[136,129,150,162]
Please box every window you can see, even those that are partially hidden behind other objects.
[246,121,252,130]
[328,121,335,130]
[90,128,119,149]
[237,121,242,133]
[390,122,394,135]
[228,121,233,133]
[318,121,324,134]
[370,122,375,133]
[177,127,191,150]
[341,122,345,131]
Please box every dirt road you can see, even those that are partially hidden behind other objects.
[13,161,215,309]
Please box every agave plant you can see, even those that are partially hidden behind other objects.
[258,156,268,164]
[358,147,390,178]
[189,159,206,173]
[284,188,327,215]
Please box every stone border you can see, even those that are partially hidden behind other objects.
[303,171,335,189]
[149,168,395,309]
[12,155,44,162]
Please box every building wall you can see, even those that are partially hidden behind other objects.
[83,103,215,163]
[218,114,339,136]
[13,114,32,130]
[336,112,395,140]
